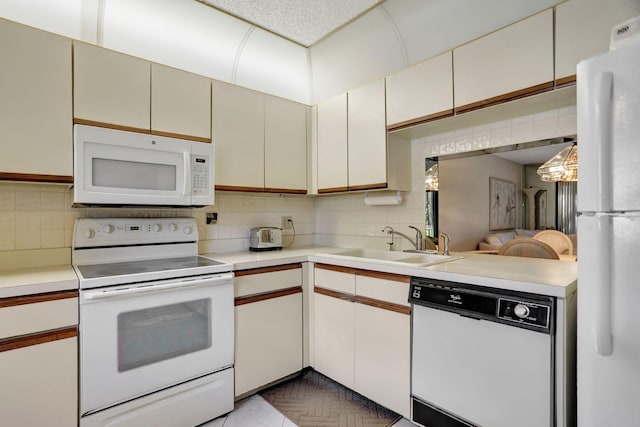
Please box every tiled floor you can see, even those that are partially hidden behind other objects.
[199,395,417,427]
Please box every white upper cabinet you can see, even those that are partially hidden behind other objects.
[212,80,308,193]
[555,0,640,83]
[317,93,348,192]
[74,41,151,131]
[151,63,211,140]
[347,79,388,190]
[386,51,454,129]
[212,80,265,191]
[265,97,308,193]
[453,9,554,112]
[0,19,72,180]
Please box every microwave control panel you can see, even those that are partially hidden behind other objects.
[191,155,210,196]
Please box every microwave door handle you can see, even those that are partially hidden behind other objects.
[184,153,191,196]
[83,275,231,300]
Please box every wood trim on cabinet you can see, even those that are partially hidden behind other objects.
[0,327,77,353]
[354,295,411,315]
[73,118,151,135]
[314,263,357,275]
[355,269,410,283]
[234,263,302,277]
[386,109,455,132]
[454,81,555,115]
[264,188,308,195]
[151,130,211,143]
[348,183,388,192]
[0,172,73,184]
[314,286,355,302]
[555,75,576,88]
[214,185,266,193]
[0,290,79,309]
[234,286,302,306]
[318,186,350,194]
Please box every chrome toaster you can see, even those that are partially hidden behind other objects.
[249,227,283,251]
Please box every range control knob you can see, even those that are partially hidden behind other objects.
[168,223,178,232]
[183,226,193,235]
[514,304,530,319]
[102,224,115,234]
[84,228,95,239]
[151,223,162,232]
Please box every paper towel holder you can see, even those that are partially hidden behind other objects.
[364,191,403,206]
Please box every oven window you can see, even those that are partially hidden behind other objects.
[93,158,177,190]
[117,299,211,372]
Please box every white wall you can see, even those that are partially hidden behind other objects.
[439,155,523,252]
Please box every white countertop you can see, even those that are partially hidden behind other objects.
[202,246,577,298]
[0,265,79,299]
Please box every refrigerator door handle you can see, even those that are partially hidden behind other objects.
[595,215,613,356]
[594,71,614,212]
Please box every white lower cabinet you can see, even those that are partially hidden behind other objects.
[313,264,411,417]
[0,337,77,426]
[0,291,78,427]
[313,292,356,389]
[354,303,410,418]
[233,264,303,396]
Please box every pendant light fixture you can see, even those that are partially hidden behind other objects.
[537,143,578,182]
[425,163,439,191]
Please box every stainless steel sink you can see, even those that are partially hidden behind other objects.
[318,248,462,267]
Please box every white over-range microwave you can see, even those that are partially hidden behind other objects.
[73,125,214,207]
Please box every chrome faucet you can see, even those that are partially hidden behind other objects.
[440,232,450,256]
[382,226,395,250]
[383,226,420,251]
[408,226,423,251]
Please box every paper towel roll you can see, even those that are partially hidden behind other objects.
[364,191,402,206]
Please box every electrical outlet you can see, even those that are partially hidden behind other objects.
[206,212,218,224]
[281,216,293,230]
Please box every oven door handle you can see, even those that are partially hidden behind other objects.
[83,274,232,300]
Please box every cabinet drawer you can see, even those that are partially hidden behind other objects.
[355,273,410,307]
[0,292,78,340]
[234,264,302,298]
[314,264,355,295]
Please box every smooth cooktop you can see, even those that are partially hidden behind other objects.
[77,256,227,279]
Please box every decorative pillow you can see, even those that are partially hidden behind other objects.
[485,235,504,246]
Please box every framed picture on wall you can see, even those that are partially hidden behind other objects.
[489,177,516,230]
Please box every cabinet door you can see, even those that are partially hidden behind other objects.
[354,303,410,418]
[555,0,640,83]
[453,9,554,113]
[347,79,387,190]
[354,273,411,417]
[0,337,77,427]
[151,63,211,141]
[235,293,302,396]
[265,96,307,193]
[317,93,348,193]
[74,41,150,131]
[313,293,355,389]
[386,51,454,129]
[0,19,72,179]
[212,80,265,191]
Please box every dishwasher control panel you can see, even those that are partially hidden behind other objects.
[409,277,555,334]
[498,298,550,329]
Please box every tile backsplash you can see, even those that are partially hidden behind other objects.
[0,105,577,261]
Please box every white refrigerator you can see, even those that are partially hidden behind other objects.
[577,16,640,427]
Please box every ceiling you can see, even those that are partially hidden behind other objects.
[197,0,384,47]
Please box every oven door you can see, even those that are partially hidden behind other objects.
[79,272,233,416]
[74,124,195,206]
